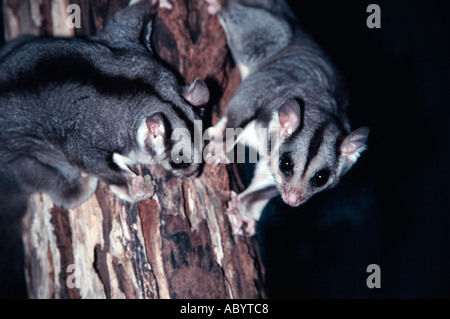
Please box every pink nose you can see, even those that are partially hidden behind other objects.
[284,192,303,207]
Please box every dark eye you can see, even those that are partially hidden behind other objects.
[311,168,330,187]
[279,153,294,175]
[170,155,191,169]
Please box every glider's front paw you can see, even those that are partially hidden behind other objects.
[226,191,257,236]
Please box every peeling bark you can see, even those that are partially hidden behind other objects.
[5,0,266,299]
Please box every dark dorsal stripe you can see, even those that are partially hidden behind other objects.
[302,122,328,177]
[0,53,157,97]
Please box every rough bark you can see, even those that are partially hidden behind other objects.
[3,0,266,298]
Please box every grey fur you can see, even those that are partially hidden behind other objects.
[207,0,369,235]
[0,1,208,211]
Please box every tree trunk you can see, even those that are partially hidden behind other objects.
[3,0,266,299]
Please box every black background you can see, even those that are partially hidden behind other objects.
[1,1,450,298]
[260,0,450,298]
